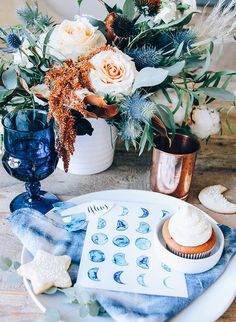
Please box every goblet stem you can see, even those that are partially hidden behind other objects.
[25,182,41,202]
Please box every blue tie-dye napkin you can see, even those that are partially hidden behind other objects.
[9,207,236,322]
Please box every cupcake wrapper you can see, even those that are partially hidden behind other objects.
[166,245,213,259]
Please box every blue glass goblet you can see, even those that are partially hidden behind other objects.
[2,109,59,214]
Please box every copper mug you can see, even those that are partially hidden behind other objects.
[150,133,200,200]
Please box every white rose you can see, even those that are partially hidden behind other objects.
[88,49,137,96]
[30,84,50,106]
[13,39,33,68]
[154,2,177,24]
[151,89,190,126]
[181,0,197,15]
[44,16,106,61]
[190,106,221,139]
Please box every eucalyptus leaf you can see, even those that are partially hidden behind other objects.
[44,287,58,295]
[123,0,135,19]
[88,301,100,317]
[10,97,25,104]
[0,257,12,271]
[0,86,6,94]
[164,61,185,76]
[13,261,21,270]
[133,67,169,92]
[2,68,18,90]
[198,88,236,102]
[42,309,61,322]
[0,89,14,102]
[79,304,89,318]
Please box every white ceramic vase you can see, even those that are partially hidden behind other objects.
[58,118,118,175]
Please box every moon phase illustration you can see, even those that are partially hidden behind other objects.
[135,238,151,250]
[136,222,151,234]
[120,207,129,216]
[116,220,128,231]
[113,235,130,247]
[88,267,100,281]
[162,209,171,217]
[136,256,149,269]
[163,276,174,289]
[97,218,106,229]
[161,262,171,272]
[139,208,149,218]
[137,273,148,287]
[89,250,105,263]
[113,271,125,285]
[91,233,108,245]
[112,253,128,266]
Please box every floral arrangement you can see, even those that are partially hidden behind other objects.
[0,0,236,169]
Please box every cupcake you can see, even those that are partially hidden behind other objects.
[162,206,216,259]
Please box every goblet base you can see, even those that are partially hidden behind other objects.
[10,191,59,214]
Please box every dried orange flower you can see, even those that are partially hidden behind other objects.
[45,61,95,172]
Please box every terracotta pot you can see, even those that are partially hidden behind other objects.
[150,133,200,200]
[58,118,118,175]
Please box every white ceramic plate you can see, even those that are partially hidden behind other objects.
[22,190,236,322]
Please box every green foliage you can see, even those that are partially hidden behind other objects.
[198,88,236,102]
[58,284,104,318]
[123,0,136,19]
[132,67,169,92]
[40,309,61,322]
[17,1,53,32]
[2,68,18,89]
[164,61,185,77]
[0,257,12,271]
[77,0,83,7]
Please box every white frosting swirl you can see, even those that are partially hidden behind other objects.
[168,206,212,247]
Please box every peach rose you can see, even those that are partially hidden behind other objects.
[88,49,137,96]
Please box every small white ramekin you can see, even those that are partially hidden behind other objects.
[155,216,225,274]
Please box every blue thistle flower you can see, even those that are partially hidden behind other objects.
[120,93,156,122]
[0,28,22,53]
[127,46,163,71]
[172,30,196,51]
[119,119,142,142]
[6,33,22,49]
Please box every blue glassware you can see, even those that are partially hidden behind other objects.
[2,109,59,214]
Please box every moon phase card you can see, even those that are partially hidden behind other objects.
[76,201,188,297]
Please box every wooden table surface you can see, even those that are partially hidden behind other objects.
[0,136,236,322]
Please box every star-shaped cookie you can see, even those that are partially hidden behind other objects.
[17,250,72,294]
